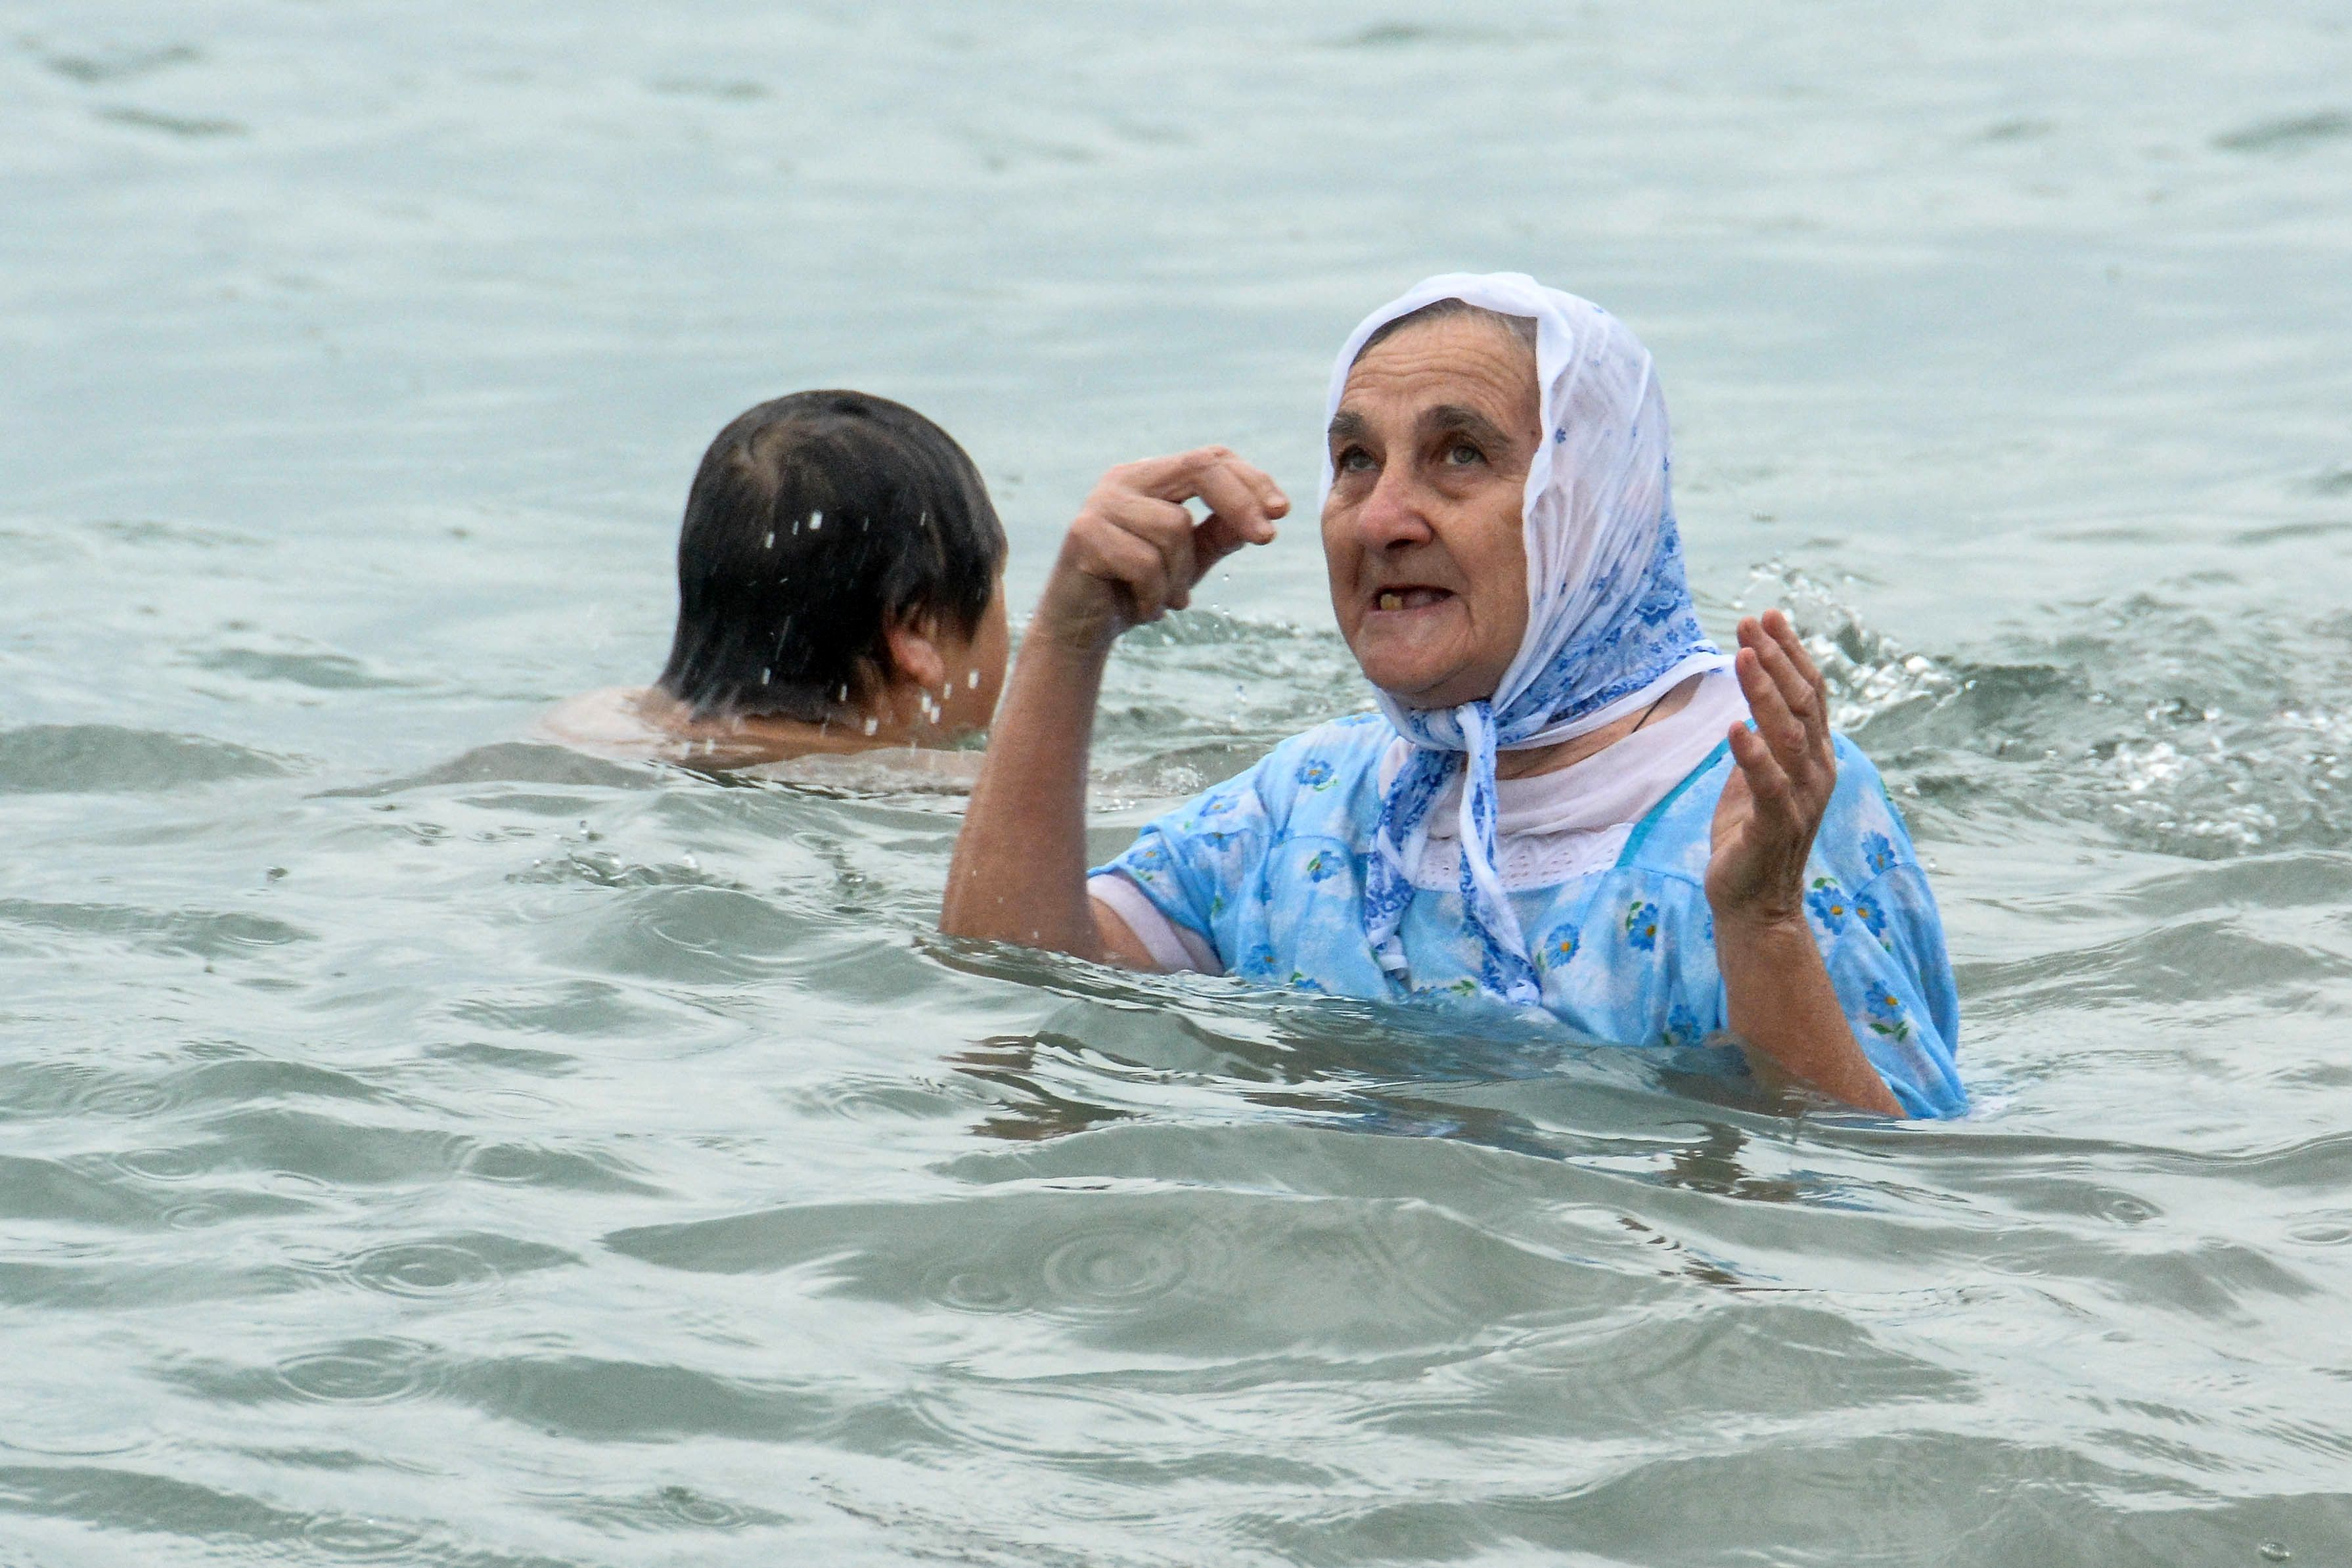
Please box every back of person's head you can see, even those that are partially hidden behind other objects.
[656,391,1006,723]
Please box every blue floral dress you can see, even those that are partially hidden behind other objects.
[1097,713,1968,1118]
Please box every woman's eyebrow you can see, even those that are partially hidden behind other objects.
[1326,409,1371,445]
[1417,404,1512,449]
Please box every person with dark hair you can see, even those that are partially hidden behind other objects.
[543,390,1010,768]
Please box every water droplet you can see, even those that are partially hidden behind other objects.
[759,667,771,684]
[861,715,878,735]
[762,530,775,548]
[966,670,979,687]
[809,510,824,532]
[2259,1544,2291,1563]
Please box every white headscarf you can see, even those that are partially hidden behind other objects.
[1322,272,1729,1004]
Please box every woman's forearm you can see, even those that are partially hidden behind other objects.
[941,446,1281,961]
[1715,916,1904,1116]
[940,619,1112,959]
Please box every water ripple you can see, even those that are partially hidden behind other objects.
[343,1240,503,1299]
[273,1339,442,1406]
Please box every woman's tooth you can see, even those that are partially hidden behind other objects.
[1379,591,1401,612]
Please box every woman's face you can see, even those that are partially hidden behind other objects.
[1321,313,1541,710]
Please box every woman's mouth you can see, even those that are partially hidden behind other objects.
[1373,587,1452,612]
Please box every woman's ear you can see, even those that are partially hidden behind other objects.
[882,614,948,696]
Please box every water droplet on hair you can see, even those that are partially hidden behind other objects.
[763,531,775,548]
[809,510,824,532]
[861,715,878,735]
[759,667,771,684]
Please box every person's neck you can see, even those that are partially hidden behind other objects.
[1491,675,1700,782]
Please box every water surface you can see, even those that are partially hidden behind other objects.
[4,1,2351,1562]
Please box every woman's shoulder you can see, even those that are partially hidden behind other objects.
[1173,712,1391,838]
[1260,711,1391,789]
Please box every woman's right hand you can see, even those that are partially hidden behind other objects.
[945,447,1285,958]
[1033,447,1289,654]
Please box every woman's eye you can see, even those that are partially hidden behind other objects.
[1446,443,1483,466]
[1338,447,1374,473]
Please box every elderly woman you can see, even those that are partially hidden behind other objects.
[943,273,1965,1118]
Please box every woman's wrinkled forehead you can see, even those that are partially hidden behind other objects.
[1350,298,1537,369]
[1332,309,1541,446]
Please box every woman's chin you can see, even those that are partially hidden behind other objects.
[1355,658,1491,711]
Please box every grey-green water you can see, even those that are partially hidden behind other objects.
[5,2,2351,1562]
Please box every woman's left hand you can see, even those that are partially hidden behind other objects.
[1707,610,1836,931]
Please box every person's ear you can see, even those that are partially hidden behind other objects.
[882,614,947,696]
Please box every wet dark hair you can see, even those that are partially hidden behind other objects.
[655,390,1006,723]
[1355,297,1538,363]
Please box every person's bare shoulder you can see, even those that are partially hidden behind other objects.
[535,689,985,786]
[533,687,676,761]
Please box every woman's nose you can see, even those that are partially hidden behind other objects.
[1354,468,1430,550]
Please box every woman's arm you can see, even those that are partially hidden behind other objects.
[1706,611,1907,1117]
[941,447,1285,962]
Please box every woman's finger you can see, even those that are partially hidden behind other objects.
[1192,510,1255,571]
[1120,447,1285,544]
[1743,625,1826,795]
[1219,452,1292,526]
[1761,609,1834,767]
[1187,453,1283,546]
[1240,461,1292,520]
[1726,721,1798,830]
[1075,518,1176,622]
[1096,491,1200,607]
[1737,639,1811,777]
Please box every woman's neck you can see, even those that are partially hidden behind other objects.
[1491,675,1702,782]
